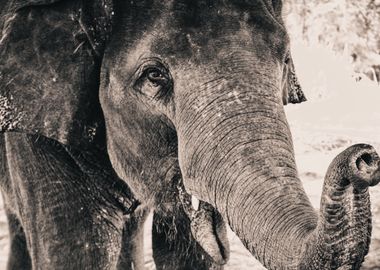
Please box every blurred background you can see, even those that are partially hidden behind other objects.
[0,1,380,269]
[285,0,380,83]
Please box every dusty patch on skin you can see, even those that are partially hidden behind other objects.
[0,94,23,131]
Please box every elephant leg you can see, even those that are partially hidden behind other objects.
[5,133,125,269]
[0,134,31,269]
[117,208,149,270]
[5,208,32,270]
[152,209,222,270]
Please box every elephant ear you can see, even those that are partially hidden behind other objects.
[284,57,307,105]
[2,0,61,12]
[0,0,114,150]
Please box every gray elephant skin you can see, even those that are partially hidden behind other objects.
[0,0,379,270]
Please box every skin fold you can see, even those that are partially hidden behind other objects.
[0,0,378,270]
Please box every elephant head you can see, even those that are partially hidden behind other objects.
[1,0,379,269]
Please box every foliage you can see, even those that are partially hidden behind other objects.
[285,0,380,82]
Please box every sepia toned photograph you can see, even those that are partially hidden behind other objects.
[0,0,379,269]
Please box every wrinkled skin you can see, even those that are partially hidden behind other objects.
[0,1,379,270]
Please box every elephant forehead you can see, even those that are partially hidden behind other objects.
[159,1,288,58]
[168,0,286,35]
[113,0,288,65]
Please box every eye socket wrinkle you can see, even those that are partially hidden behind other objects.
[133,59,174,103]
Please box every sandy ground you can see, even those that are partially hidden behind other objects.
[0,45,379,269]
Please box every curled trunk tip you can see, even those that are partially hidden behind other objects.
[301,143,380,269]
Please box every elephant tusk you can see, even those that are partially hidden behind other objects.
[191,195,200,211]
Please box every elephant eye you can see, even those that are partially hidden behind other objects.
[146,68,168,87]
[134,61,173,102]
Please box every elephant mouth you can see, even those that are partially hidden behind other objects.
[177,180,230,265]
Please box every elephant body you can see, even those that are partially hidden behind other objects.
[1,2,220,269]
[1,1,379,270]
[0,132,218,269]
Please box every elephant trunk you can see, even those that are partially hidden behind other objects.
[177,81,380,269]
[299,144,380,269]
[225,142,379,269]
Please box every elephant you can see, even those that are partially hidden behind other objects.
[0,0,379,270]
[0,1,229,269]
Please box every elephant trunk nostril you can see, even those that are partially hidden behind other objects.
[352,148,380,188]
[358,153,375,166]
[355,153,376,171]
[342,144,380,190]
